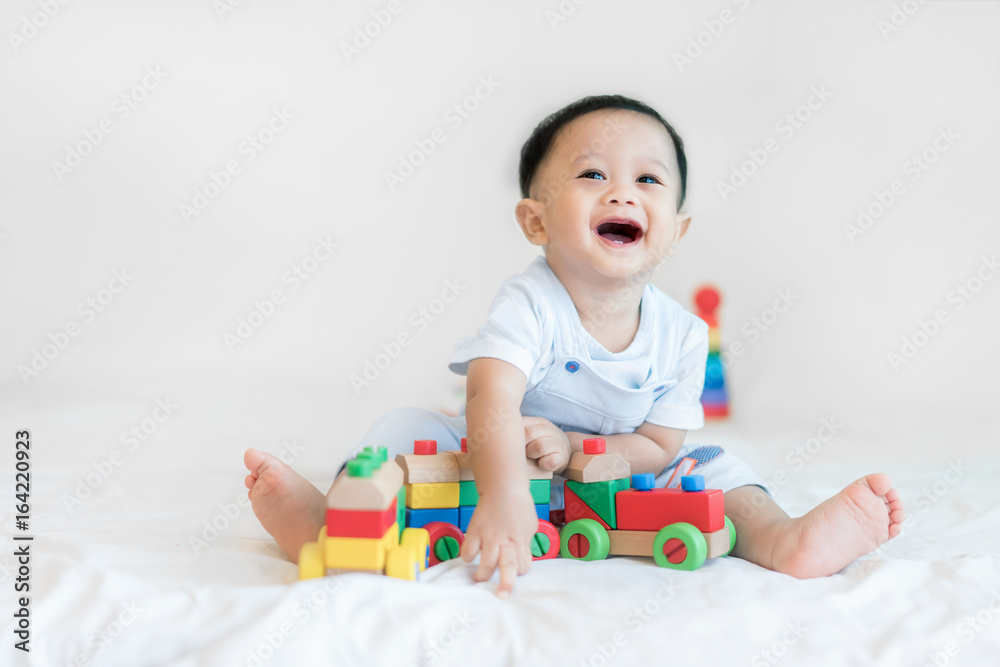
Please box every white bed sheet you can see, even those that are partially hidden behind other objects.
[3,381,999,667]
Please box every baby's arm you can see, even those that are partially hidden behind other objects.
[526,420,687,476]
[459,357,539,597]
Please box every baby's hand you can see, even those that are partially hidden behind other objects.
[459,488,537,598]
[523,416,572,474]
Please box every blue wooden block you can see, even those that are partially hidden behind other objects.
[405,507,459,529]
[631,473,655,490]
[535,503,549,521]
[681,474,705,492]
[458,506,475,532]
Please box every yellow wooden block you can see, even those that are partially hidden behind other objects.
[406,482,460,509]
[325,522,398,570]
[382,522,400,550]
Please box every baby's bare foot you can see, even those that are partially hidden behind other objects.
[771,473,906,578]
[244,448,326,563]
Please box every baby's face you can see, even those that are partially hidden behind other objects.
[517,109,689,286]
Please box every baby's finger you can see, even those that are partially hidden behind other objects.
[524,438,549,460]
[517,544,532,576]
[475,542,499,583]
[496,545,519,598]
[536,452,561,471]
[460,533,481,563]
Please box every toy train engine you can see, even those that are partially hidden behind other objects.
[559,438,736,571]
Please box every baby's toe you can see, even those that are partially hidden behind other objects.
[862,473,893,498]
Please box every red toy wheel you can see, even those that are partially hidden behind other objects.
[532,519,560,560]
[423,521,464,565]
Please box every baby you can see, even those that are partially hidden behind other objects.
[244,94,905,597]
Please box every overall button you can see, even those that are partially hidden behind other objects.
[565,361,579,373]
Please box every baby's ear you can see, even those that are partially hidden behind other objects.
[675,212,692,241]
[515,199,548,246]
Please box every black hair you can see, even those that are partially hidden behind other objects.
[518,94,688,208]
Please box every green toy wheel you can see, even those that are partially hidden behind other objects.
[653,522,707,571]
[298,541,325,580]
[723,515,737,557]
[559,519,610,561]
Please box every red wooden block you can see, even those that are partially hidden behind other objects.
[413,439,437,455]
[615,488,724,532]
[564,485,610,529]
[326,498,397,538]
[583,438,606,454]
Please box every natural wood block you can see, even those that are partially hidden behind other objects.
[326,459,404,511]
[394,452,460,484]
[704,527,730,558]
[608,529,656,557]
[564,451,631,483]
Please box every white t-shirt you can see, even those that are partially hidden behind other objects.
[448,255,708,435]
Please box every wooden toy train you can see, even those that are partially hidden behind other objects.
[298,437,736,581]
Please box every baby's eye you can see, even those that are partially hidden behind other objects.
[637,175,660,185]
[580,170,605,180]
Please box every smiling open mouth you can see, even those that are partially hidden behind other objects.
[595,220,643,244]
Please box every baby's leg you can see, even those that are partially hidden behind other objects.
[726,476,905,578]
[244,407,465,563]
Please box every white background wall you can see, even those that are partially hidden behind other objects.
[2,0,998,469]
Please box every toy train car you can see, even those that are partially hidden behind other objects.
[298,439,558,581]
[298,437,735,581]
[559,438,735,570]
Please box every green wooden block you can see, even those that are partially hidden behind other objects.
[396,485,406,529]
[530,479,550,504]
[566,477,630,529]
[459,480,479,505]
